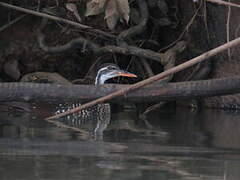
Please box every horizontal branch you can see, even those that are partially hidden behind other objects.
[37,26,168,62]
[1,76,240,102]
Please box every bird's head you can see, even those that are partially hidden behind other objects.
[95,64,137,85]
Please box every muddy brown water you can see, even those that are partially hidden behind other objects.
[0,103,240,180]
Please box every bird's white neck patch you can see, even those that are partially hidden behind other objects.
[95,67,109,85]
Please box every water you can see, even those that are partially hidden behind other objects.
[0,103,240,180]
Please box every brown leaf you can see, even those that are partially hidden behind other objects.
[115,0,129,24]
[66,3,82,22]
[105,0,119,30]
[86,0,130,30]
[66,3,77,12]
[85,0,108,16]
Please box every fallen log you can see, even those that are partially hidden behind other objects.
[1,76,240,102]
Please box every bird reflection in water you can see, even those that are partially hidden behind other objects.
[54,64,137,138]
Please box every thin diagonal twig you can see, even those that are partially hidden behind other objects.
[0,2,115,39]
[206,0,240,8]
[0,14,26,32]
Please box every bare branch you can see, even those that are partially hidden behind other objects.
[206,0,240,8]
[0,2,115,39]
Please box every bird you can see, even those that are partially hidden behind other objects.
[55,63,137,136]
[94,63,137,85]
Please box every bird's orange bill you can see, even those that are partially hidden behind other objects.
[118,72,137,78]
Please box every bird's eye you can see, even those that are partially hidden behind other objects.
[107,66,117,70]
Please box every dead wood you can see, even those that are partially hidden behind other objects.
[0,76,240,103]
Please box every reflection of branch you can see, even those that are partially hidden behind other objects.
[45,118,91,137]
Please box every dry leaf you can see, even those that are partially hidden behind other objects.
[66,3,82,22]
[86,0,130,30]
[115,0,129,24]
[66,3,76,12]
[85,0,108,17]
[105,0,130,29]
[105,0,119,30]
